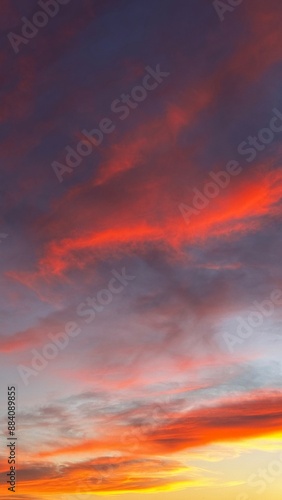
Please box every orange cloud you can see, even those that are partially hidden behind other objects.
[22,161,281,280]
[13,456,201,496]
[34,391,282,461]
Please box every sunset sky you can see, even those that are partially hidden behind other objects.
[1,1,282,499]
